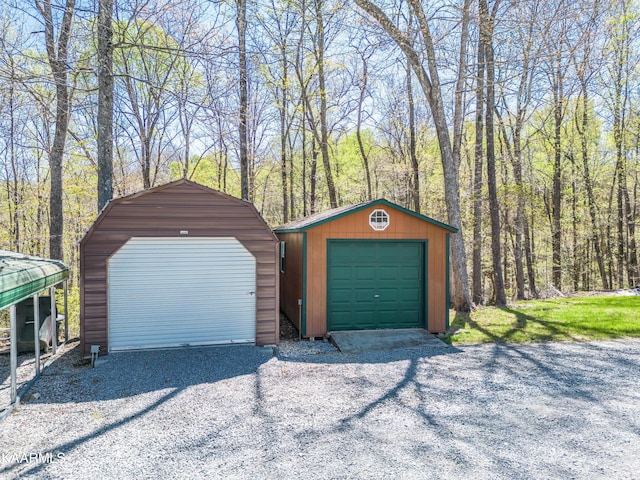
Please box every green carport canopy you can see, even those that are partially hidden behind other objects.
[0,250,69,311]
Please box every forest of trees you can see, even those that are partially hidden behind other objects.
[0,0,639,308]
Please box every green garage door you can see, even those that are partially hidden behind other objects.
[327,241,425,331]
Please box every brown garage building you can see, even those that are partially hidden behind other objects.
[275,199,456,339]
[80,179,279,357]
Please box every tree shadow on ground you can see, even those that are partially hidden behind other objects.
[0,387,183,478]
[277,340,463,365]
[452,305,640,344]
[451,308,566,343]
[448,310,640,401]
[0,344,273,477]
[307,329,640,477]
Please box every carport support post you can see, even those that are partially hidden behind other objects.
[10,304,17,404]
[34,293,41,374]
[50,287,57,355]
[63,281,68,343]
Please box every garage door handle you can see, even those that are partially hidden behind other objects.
[249,291,255,296]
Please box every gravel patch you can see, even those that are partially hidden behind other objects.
[1,339,639,479]
[0,343,72,411]
[276,338,338,359]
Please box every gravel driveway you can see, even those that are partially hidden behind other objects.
[1,338,639,479]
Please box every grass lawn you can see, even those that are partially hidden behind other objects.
[445,295,640,345]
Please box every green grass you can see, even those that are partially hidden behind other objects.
[444,295,640,345]
[58,285,80,338]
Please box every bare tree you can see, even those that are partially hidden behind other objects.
[254,0,298,221]
[97,0,114,212]
[36,0,76,260]
[115,7,187,189]
[471,1,485,304]
[569,0,609,289]
[539,1,573,290]
[354,0,473,311]
[603,0,639,287]
[0,32,25,251]
[293,0,345,212]
[480,0,506,305]
[236,0,250,200]
[354,41,374,202]
[405,12,419,212]
[494,0,545,298]
[312,0,338,208]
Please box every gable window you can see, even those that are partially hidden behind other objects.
[369,209,390,231]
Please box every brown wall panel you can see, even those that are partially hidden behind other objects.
[84,305,107,317]
[80,180,279,358]
[276,232,303,330]
[300,205,449,337]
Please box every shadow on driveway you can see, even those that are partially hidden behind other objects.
[0,344,273,478]
[3,336,640,479]
[36,344,274,403]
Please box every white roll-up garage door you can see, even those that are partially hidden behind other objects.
[108,237,256,351]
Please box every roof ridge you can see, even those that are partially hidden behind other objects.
[274,198,457,233]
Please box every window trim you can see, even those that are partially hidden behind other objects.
[279,241,286,273]
[369,209,390,231]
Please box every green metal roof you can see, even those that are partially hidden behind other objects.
[0,250,69,311]
[274,199,458,233]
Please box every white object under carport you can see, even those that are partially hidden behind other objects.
[108,237,256,351]
[0,250,69,419]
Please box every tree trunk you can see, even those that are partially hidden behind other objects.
[570,154,579,291]
[6,58,21,251]
[606,176,616,288]
[472,17,485,305]
[451,0,472,172]
[570,5,608,290]
[608,0,638,287]
[354,0,472,311]
[482,0,505,305]
[237,0,249,201]
[407,57,420,212]
[498,108,527,300]
[612,59,625,287]
[302,99,308,217]
[182,123,191,179]
[288,120,295,219]
[624,184,638,286]
[37,0,75,261]
[310,134,318,214]
[280,43,289,223]
[298,0,308,217]
[97,0,114,212]
[314,0,338,208]
[512,130,526,299]
[141,135,152,189]
[616,161,625,286]
[551,49,563,289]
[356,52,373,201]
[523,214,538,297]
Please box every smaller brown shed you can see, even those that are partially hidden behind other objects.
[80,179,279,357]
[275,199,457,338]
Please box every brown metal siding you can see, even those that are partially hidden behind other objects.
[303,205,449,337]
[277,232,304,330]
[80,180,279,357]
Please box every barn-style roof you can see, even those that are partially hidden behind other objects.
[274,198,458,233]
[81,178,277,245]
